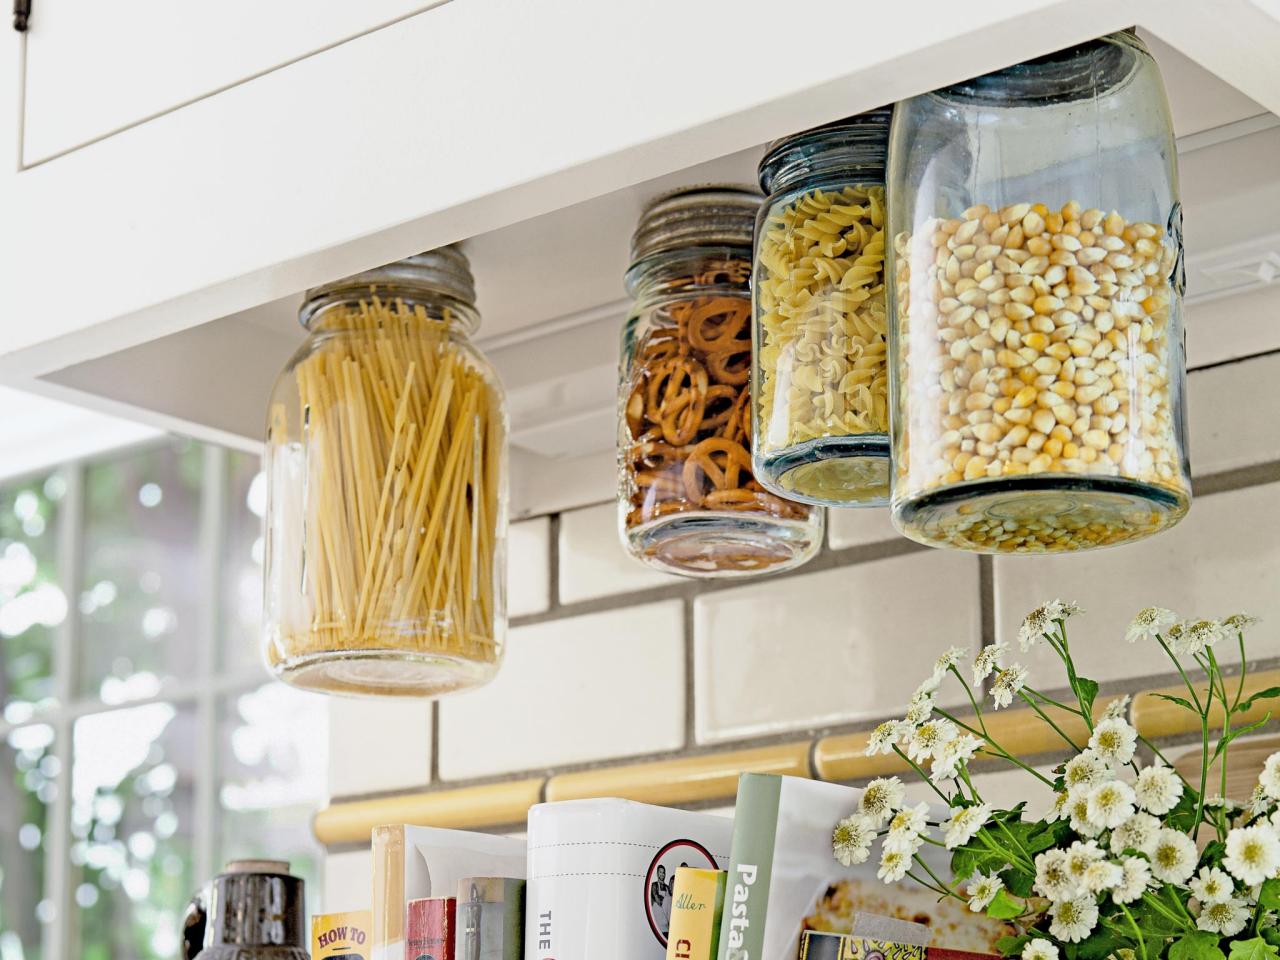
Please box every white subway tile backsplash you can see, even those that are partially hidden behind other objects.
[438,601,686,779]
[322,849,373,912]
[693,551,980,744]
[558,502,684,603]
[328,698,432,798]
[1189,354,1280,476]
[994,483,1280,684]
[827,507,899,550]
[509,516,551,617]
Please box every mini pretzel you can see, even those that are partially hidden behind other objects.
[699,385,740,430]
[707,349,750,386]
[646,357,708,445]
[682,438,752,505]
[686,298,751,354]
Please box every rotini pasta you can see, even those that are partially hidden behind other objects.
[753,183,890,503]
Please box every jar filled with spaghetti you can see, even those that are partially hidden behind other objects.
[263,247,508,697]
[619,186,822,577]
[752,109,893,506]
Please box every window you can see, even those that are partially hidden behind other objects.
[0,439,327,960]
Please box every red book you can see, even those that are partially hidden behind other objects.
[406,896,456,960]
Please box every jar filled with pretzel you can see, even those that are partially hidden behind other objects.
[752,109,893,506]
[887,31,1191,553]
[619,186,823,577]
[263,246,508,696]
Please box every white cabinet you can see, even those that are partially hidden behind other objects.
[1,0,1279,517]
[20,0,443,163]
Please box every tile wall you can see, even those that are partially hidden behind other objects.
[322,350,1280,910]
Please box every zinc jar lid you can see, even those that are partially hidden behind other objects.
[628,184,762,265]
[300,245,477,326]
[758,107,892,193]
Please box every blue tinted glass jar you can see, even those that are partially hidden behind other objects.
[887,31,1191,553]
[752,109,893,507]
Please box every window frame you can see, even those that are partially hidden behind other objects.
[0,439,275,960]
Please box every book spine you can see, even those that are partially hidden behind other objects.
[666,868,726,960]
[372,825,407,960]
[456,878,524,960]
[715,774,782,960]
[406,897,456,960]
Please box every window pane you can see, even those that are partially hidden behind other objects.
[221,451,265,672]
[70,702,197,960]
[80,441,203,702]
[0,474,64,719]
[0,723,55,960]
[218,682,326,913]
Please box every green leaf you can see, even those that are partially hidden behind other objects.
[1001,864,1036,898]
[1074,929,1123,960]
[1076,677,1099,717]
[1152,692,1197,712]
[997,935,1032,958]
[1228,938,1279,960]
[985,889,1025,920]
[1199,839,1226,870]
[1170,932,1227,960]
[1238,686,1280,713]
[1258,878,1280,911]
[1212,715,1272,762]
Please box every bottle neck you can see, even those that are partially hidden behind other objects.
[624,246,751,305]
[301,283,479,337]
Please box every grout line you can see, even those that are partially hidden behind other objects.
[1189,346,1280,373]
[546,512,562,609]
[977,555,996,650]
[1192,461,1280,498]
[430,701,441,783]
[682,597,696,749]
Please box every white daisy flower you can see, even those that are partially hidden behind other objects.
[907,719,958,763]
[1068,792,1104,838]
[1248,783,1270,816]
[966,873,1003,913]
[1102,694,1131,721]
[1046,791,1070,824]
[1087,780,1136,830]
[1064,750,1109,795]
[832,813,876,866]
[865,719,911,757]
[972,641,1008,686]
[1018,604,1055,652]
[1196,898,1250,937]
[1112,856,1151,905]
[1224,613,1259,633]
[1189,866,1236,905]
[1260,752,1280,801]
[1134,762,1183,815]
[877,846,910,883]
[1049,895,1099,943]
[1089,718,1138,767]
[1034,849,1076,901]
[885,802,929,854]
[1022,940,1059,960]
[944,803,991,850]
[1224,825,1280,886]
[1081,859,1123,894]
[1126,607,1177,644]
[860,776,905,824]
[931,645,968,684]
[904,689,937,726]
[991,664,1029,709]
[1150,828,1198,884]
[1064,840,1105,885]
[932,734,983,781]
[1110,812,1160,856]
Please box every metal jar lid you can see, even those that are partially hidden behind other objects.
[628,184,762,265]
[300,245,476,326]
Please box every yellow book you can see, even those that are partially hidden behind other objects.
[313,910,373,959]
[665,868,726,960]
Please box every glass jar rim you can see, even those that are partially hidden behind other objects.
[757,107,891,194]
[628,184,761,267]
[300,246,477,328]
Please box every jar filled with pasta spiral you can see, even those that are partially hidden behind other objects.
[751,109,892,506]
[263,247,508,696]
[619,185,823,577]
[887,30,1190,553]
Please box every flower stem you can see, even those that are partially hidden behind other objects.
[892,745,950,803]
[1019,688,1085,752]
[1117,902,1149,960]
[935,708,1055,787]
[1155,633,1204,713]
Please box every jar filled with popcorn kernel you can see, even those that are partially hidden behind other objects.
[752,109,893,506]
[619,185,823,577]
[886,30,1191,553]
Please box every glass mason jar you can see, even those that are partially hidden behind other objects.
[263,247,508,696]
[887,31,1191,553]
[752,109,892,507]
[619,185,823,577]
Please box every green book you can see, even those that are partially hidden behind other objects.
[456,877,524,960]
[666,868,726,960]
